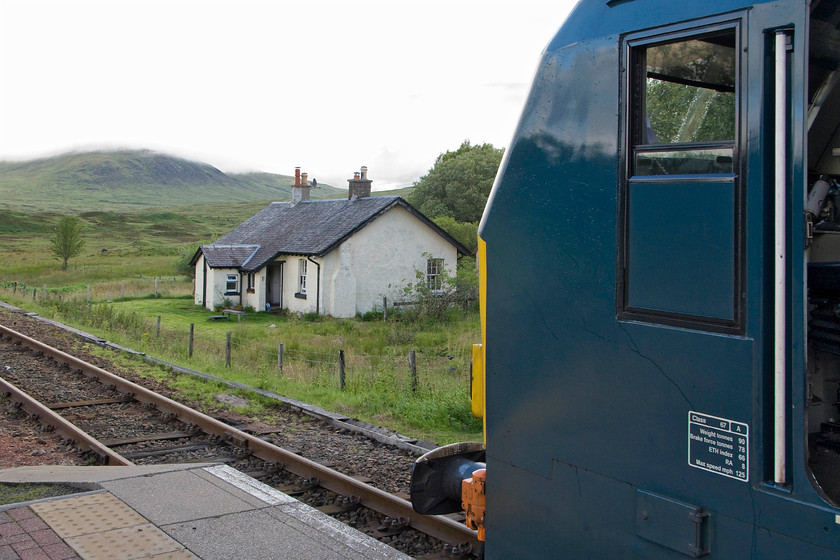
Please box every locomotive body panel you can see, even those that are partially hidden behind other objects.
[478,0,840,557]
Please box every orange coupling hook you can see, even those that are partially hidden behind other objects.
[462,468,486,542]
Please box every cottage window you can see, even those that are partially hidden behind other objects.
[298,259,307,295]
[225,274,239,295]
[426,258,444,293]
[619,22,742,333]
[246,272,255,293]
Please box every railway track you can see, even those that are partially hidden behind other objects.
[0,323,478,559]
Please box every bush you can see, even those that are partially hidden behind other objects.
[174,243,202,277]
[358,310,384,322]
[388,254,478,322]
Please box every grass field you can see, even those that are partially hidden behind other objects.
[0,203,483,444]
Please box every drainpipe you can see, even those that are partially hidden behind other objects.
[202,257,208,308]
[307,256,321,315]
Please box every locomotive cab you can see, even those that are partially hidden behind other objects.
[413,0,840,558]
[805,1,840,502]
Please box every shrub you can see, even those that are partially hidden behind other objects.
[388,254,478,322]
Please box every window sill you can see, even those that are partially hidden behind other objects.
[294,292,307,300]
[224,292,240,296]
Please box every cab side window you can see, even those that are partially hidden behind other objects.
[620,24,742,333]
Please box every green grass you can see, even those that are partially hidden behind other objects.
[0,483,84,505]
[0,199,481,445]
[19,294,482,443]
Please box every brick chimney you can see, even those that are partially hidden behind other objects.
[347,166,372,199]
[292,167,311,205]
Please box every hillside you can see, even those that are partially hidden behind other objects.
[0,150,347,212]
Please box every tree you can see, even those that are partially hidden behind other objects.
[408,140,503,223]
[175,242,203,277]
[432,216,478,252]
[51,216,85,270]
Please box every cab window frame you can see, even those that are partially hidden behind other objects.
[617,16,746,335]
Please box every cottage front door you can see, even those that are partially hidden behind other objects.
[267,262,283,308]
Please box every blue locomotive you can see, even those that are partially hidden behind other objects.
[411,0,840,557]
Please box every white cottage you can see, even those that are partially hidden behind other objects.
[191,167,470,317]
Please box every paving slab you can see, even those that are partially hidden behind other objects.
[31,493,148,537]
[193,466,296,509]
[1,465,412,560]
[264,502,412,560]
[65,523,191,560]
[101,470,254,526]
[0,465,216,485]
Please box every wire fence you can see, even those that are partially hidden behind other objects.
[1,277,192,302]
[0,280,472,398]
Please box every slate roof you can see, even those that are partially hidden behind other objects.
[193,196,470,272]
[200,245,260,268]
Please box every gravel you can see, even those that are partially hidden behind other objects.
[0,307,467,558]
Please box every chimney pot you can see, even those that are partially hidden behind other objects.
[292,168,311,205]
[348,166,372,200]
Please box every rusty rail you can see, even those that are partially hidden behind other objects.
[0,324,478,551]
[0,376,133,466]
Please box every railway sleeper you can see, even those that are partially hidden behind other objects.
[119,442,220,460]
[414,543,474,560]
[366,515,410,539]
[275,476,320,496]
[48,396,134,409]
[316,495,361,515]
[101,430,201,447]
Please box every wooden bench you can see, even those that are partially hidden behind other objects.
[209,315,228,321]
[222,309,247,321]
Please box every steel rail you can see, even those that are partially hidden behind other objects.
[0,324,478,551]
[0,376,133,466]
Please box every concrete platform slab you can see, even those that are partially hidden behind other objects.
[101,470,254,526]
[65,522,192,560]
[1,465,412,559]
[162,509,342,560]
[0,464,216,485]
[31,493,147,537]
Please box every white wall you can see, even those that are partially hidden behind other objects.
[321,206,458,317]
[283,257,319,315]
[195,266,245,310]
[240,270,267,312]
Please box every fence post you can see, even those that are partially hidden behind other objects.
[226,332,232,367]
[409,350,417,393]
[339,350,346,391]
[189,323,194,358]
[33,288,37,300]
[155,277,158,296]
[277,343,284,373]
[156,316,161,337]
[86,285,90,301]
[383,297,388,321]
[13,281,17,294]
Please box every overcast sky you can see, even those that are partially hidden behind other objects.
[0,0,577,190]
